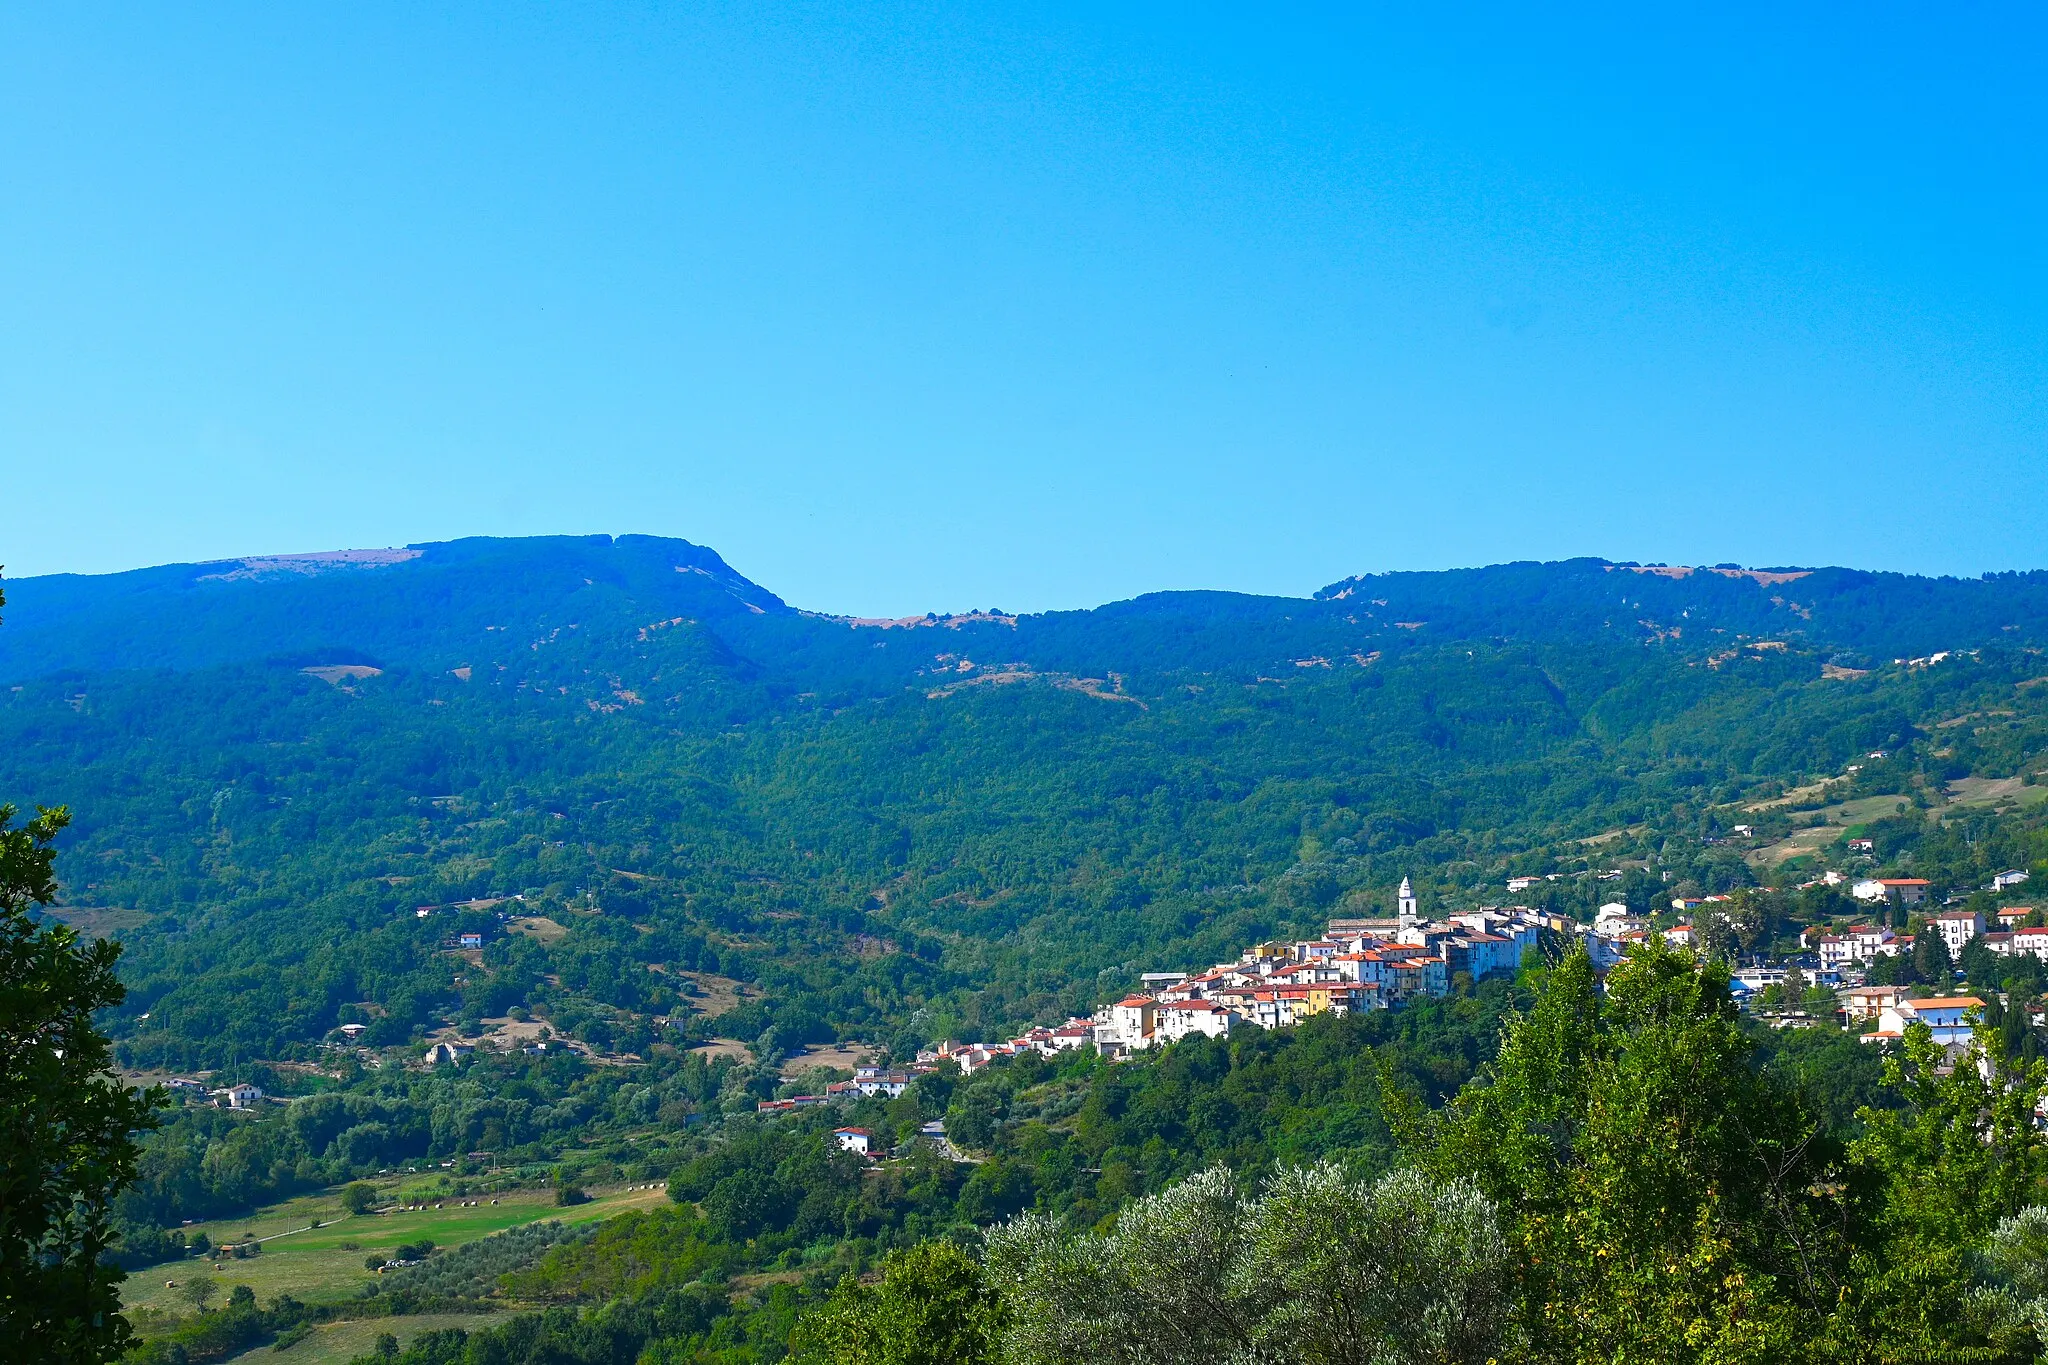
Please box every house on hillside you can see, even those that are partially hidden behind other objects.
[213,1083,263,1109]
[833,1127,876,1158]
[1840,984,1910,1023]
[1156,999,1238,1041]
[1852,878,1931,906]
[424,1041,473,1066]
[1303,982,1383,1016]
[1999,927,2048,962]
[1934,910,1984,958]
[1820,925,1902,971]
[852,1067,911,1099]
[1862,996,1984,1047]
[1996,870,2033,891]
[1095,996,1158,1054]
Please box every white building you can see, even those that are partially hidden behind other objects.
[852,1066,912,1098]
[1932,910,1984,958]
[1995,870,2032,891]
[1818,925,1902,970]
[214,1082,263,1109]
[1852,878,1931,905]
[1840,984,1909,1022]
[833,1127,876,1157]
[2004,928,2048,962]
[1156,1000,1236,1042]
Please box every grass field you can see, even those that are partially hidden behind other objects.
[1946,775,2048,811]
[225,1311,513,1365]
[124,1182,671,1320]
[1747,794,1914,867]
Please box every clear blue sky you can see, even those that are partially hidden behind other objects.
[4,4,2044,614]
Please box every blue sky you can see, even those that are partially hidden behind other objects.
[4,4,2045,614]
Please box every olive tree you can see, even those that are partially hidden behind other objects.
[984,1163,1506,1365]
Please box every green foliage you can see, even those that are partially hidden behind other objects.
[984,1163,1506,1365]
[8,542,2048,1085]
[0,801,160,1364]
[502,1206,726,1303]
[10,545,2048,1362]
[122,1285,315,1365]
[1840,1020,2048,1357]
[790,1241,1005,1365]
[1424,944,1842,1362]
[339,1183,377,1216]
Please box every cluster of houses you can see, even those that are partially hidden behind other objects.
[930,879,1568,1063]
[1833,985,1988,1045]
[756,879,1569,1121]
[1807,906,2044,972]
[755,870,2045,1136]
[755,1063,921,1115]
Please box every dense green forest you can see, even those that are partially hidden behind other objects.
[3,537,2047,1071]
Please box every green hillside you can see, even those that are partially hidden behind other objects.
[9,538,2048,1363]
[3,538,2047,1071]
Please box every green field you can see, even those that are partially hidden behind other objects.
[1748,793,1915,866]
[227,1312,513,1365]
[125,1181,671,1320]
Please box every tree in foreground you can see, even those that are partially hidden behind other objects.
[983,1162,1506,1365]
[0,794,160,1361]
[1419,942,1828,1362]
[790,1239,1006,1365]
[1414,939,2048,1364]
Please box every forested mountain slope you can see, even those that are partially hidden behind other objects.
[3,536,2047,1068]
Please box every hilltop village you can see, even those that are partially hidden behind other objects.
[760,877,1566,1118]
[758,864,2047,1125]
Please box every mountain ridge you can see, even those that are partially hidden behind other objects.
[7,535,2048,691]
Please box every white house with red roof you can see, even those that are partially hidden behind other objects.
[1852,878,1932,905]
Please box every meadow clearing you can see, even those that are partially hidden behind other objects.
[124,1180,671,1321]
